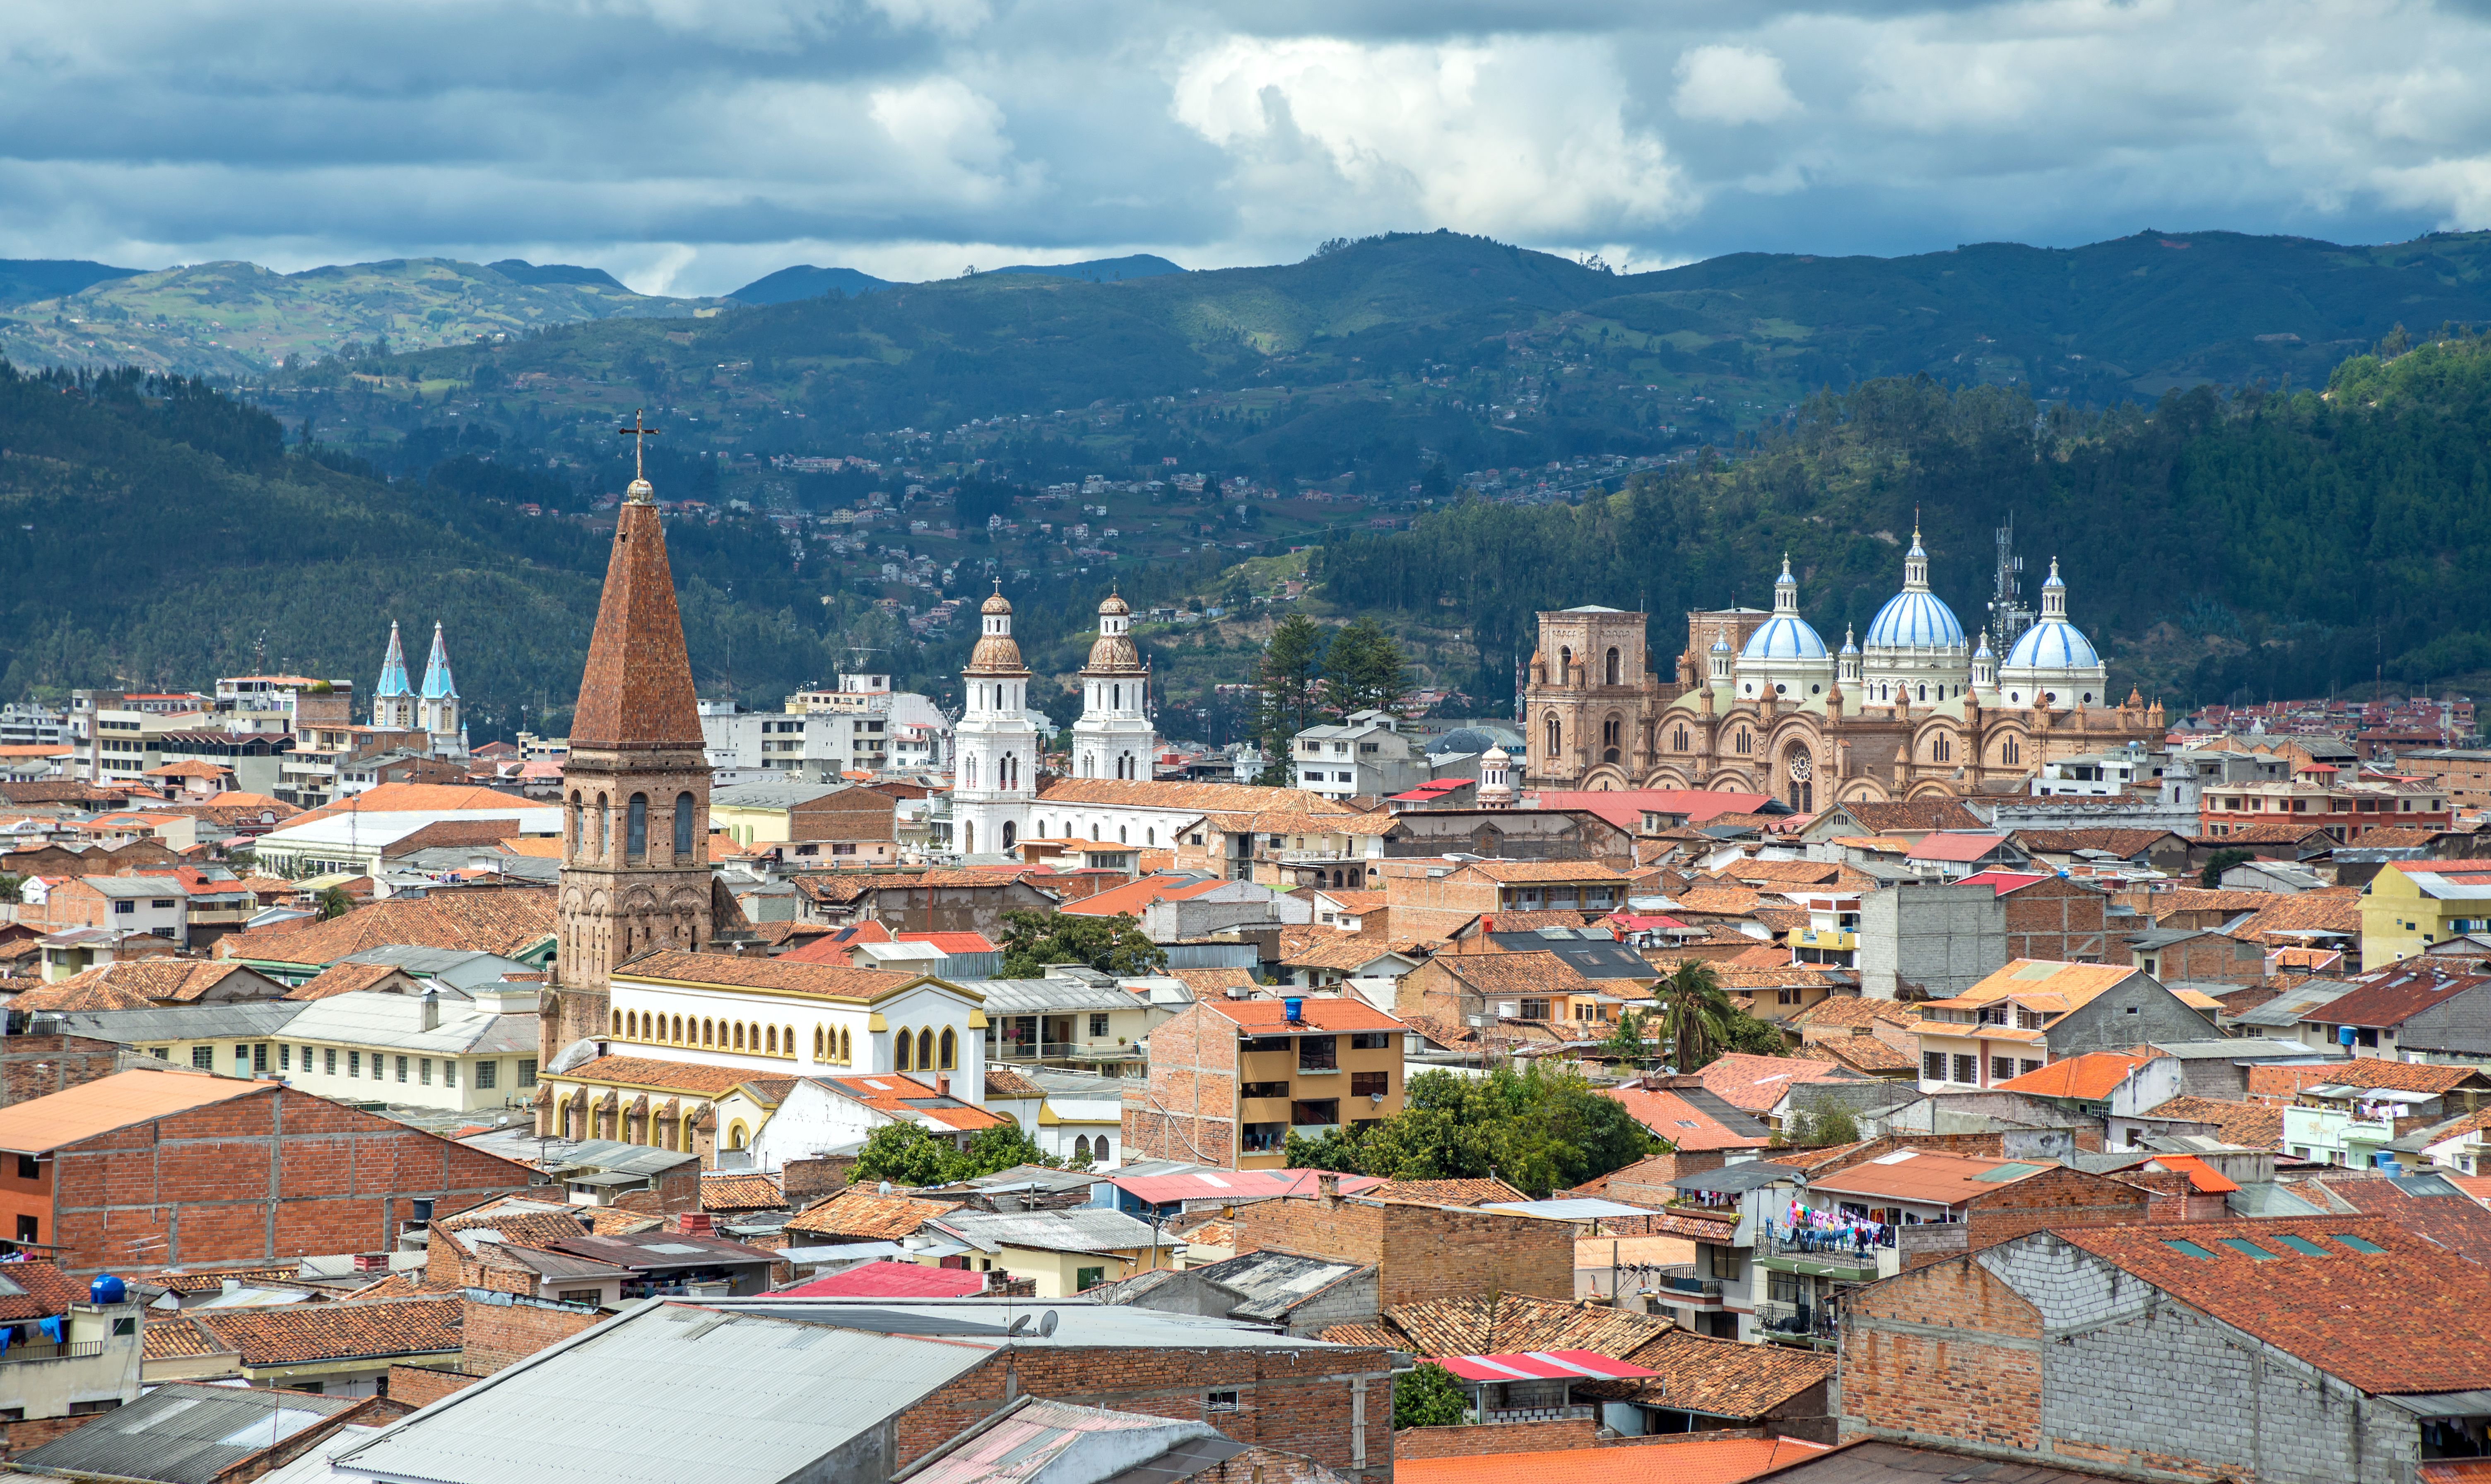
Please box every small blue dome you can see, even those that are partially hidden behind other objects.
[2005,619,2101,670]
[1740,614,1830,661]
[1865,589,1967,649]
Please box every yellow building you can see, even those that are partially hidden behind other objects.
[2360,863,2491,966]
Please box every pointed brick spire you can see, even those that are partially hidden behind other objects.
[569,496,702,749]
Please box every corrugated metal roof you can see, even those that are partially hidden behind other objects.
[964,978,1156,1014]
[17,1380,357,1484]
[935,1208,1168,1255]
[42,1002,309,1043]
[279,990,536,1056]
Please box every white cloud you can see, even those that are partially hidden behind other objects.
[1672,45,1800,125]
[1170,34,1690,242]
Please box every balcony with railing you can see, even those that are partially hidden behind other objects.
[1751,1299,1838,1349]
[1651,1263,1722,1301]
[0,1341,104,1365]
[1754,1230,1894,1281]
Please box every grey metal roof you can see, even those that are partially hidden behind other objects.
[711,780,858,809]
[2231,979,2362,1029]
[279,990,536,1056]
[2223,1181,2330,1217]
[333,1301,995,1484]
[2143,1037,2334,1061]
[934,1208,1168,1255]
[2126,927,2211,950]
[556,1138,704,1178]
[41,1001,308,1043]
[961,978,1146,1014]
[723,1297,1354,1349]
[336,944,538,992]
[17,1380,358,1484]
[1182,1250,1365,1320]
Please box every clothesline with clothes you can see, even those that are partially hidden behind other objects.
[1767,1198,1900,1253]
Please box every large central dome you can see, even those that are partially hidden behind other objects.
[1864,528,1966,648]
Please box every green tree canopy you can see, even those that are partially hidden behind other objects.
[1256,613,1332,764]
[1323,615,1409,717]
[995,908,1168,978]
[1392,1363,1470,1430]
[1284,1065,1649,1197]
[2200,848,2256,887]
[850,1119,1055,1188]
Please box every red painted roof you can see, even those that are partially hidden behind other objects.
[776,1260,986,1298]
[1956,869,2052,897]
[1429,1349,1657,1383]
[898,932,997,954]
[1059,874,1228,918]
[1399,1438,1828,1484]
[1904,833,2016,863]
[1198,997,1406,1033]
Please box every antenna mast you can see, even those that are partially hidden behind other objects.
[1985,514,2034,652]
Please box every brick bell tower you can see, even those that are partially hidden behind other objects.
[542,413,713,1071]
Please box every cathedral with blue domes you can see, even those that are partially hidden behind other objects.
[1520,528,2159,808]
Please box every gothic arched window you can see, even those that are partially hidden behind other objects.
[839,1028,851,1063]
[1605,647,1621,687]
[918,1029,935,1069]
[765,1026,778,1055]
[674,793,695,857]
[1672,724,1689,751]
[595,793,609,858]
[1075,1135,1093,1161]
[1559,646,1573,684]
[939,1028,957,1070]
[1545,714,1561,757]
[814,1027,825,1059]
[626,793,648,860]
[896,1030,913,1071]
[568,792,583,853]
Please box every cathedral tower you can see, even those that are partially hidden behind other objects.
[416,622,463,756]
[373,623,417,732]
[543,421,713,1067]
[1070,591,1156,781]
[954,585,1038,857]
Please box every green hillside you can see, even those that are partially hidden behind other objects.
[0,258,723,380]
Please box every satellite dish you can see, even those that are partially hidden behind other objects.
[1007,1314,1032,1336]
[1038,1311,1058,1337]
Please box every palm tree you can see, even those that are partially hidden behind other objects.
[1654,961,1737,1072]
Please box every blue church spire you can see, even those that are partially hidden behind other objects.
[420,622,458,700]
[376,622,413,698]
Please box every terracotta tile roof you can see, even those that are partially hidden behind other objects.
[1905,832,2017,864]
[1797,1037,1918,1074]
[1948,960,2138,1008]
[819,1074,1008,1133]
[1599,1088,1771,1151]
[218,889,555,966]
[1808,1150,2048,1206]
[1314,890,1389,913]
[287,783,540,827]
[2231,893,2363,944]
[1721,944,1797,968]
[6,979,159,1012]
[1701,858,1869,889]
[2129,1096,2283,1148]
[796,869,1049,903]
[1836,800,1984,834]
[1199,996,1406,1033]
[1453,860,1635,884]
[342,1271,450,1301]
[752,920,837,946]
[1398,1437,1829,1484]
[578,1207,660,1236]
[1282,936,1414,971]
[613,949,920,1001]
[1466,911,1607,935]
[1788,997,1917,1031]
[1694,1054,1863,1114]
[1365,1177,1531,1207]
[2057,1218,2491,1394]
[1434,951,1598,1000]
[2305,969,2489,1029]
[1353,1293,1677,1365]
[1571,1329,1834,1419]
[1169,968,1256,996]
[984,1067,1048,1099]
[2301,1058,2491,1095]
[0,1262,90,1323]
[543,1055,772,1097]
[1038,778,1356,814]
[12,959,272,1012]
[284,961,416,1001]
[1200,809,1395,836]
[700,1173,786,1211]
[783,1187,964,1241]
[1993,1050,2156,1100]
[141,1315,234,1362]
[1675,962,1833,991]
[141,1266,304,1296]
[193,1294,461,1366]
[2009,828,2184,858]
[1668,885,1768,917]
[1059,874,1230,918]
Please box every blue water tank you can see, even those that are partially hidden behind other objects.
[2340,1025,2357,1046]
[1284,997,1303,1023]
[88,1274,125,1304]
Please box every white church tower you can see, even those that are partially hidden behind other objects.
[954,586,1037,857]
[373,622,417,732]
[1071,592,1156,781]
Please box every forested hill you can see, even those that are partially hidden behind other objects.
[0,363,960,735]
[1318,330,2491,708]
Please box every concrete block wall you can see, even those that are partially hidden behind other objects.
[1859,886,2005,1000]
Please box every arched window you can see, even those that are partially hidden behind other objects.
[1118,825,1128,843]
[765,1026,778,1055]
[701,1018,713,1046]
[939,1028,956,1070]
[1091,824,1101,841]
[610,1009,620,1035]
[1075,1134,1092,1161]
[918,1029,935,1070]
[1735,730,1753,756]
[1672,724,1689,751]
[1934,734,1953,763]
[1095,1135,1111,1162]
[1559,646,1573,683]
[674,793,695,857]
[2003,737,2021,766]
[839,1028,852,1063]
[814,1027,825,1058]
[1917,684,1927,702]
[896,1031,913,1071]
[1544,715,1560,757]
[1002,820,1017,849]
[1147,827,1156,846]
[624,1011,636,1038]
[626,793,648,860]
[568,792,583,853]
[1605,647,1621,686]
[595,794,609,858]
[729,1123,747,1151]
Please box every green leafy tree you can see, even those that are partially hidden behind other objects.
[850,1118,1056,1188]
[316,886,356,920]
[1284,1065,1649,1197]
[1323,616,1409,716]
[2200,848,2256,887]
[1392,1363,1470,1429]
[1598,1006,1653,1064]
[0,875,22,906]
[995,909,1168,978]
[1256,614,1332,764]
[1654,961,1739,1072]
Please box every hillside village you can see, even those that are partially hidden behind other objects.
[0,448,2477,1484]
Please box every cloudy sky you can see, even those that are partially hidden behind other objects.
[7,0,2491,295]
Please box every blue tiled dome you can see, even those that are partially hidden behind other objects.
[2005,619,2101,670]
[1741,614,1830,661]
[1865,589,1966,649]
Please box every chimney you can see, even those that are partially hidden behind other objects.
[936,1074,950,1096]
[220,1277,241,1295]
[674,1212,714,1236]
[419,988,441,1032]
[1316,1173,1339,1208]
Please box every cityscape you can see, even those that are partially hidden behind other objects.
[0,5,2489,1484]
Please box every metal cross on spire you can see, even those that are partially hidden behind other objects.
[617,409,658,495]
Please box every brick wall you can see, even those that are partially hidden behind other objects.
[2002,879,2106,963]
[43,1086,536,1275]
[0,1037,131,1107]
[384,1364,480,1408]
[2153,934,2266,986]
[1125,1003,1239,1167]
[0,1413,98,1460]
[1572,1151,1725,1205]
[1232,1195,1572,1307]
[905,1341,1397,1483]
[1959,1168,2153,1257]
[1394,1420,1599,1458]
[1190,1444,1352,1484]
[1839,1255,2044,1452]
[460,1289,603,1373]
